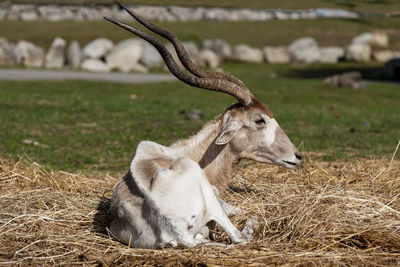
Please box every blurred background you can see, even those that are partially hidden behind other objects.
[0,0,399,171]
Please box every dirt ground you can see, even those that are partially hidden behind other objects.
[0,153,399,266]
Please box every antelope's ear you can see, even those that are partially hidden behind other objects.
[215,119,241,145]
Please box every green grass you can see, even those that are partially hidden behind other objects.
[2,0,400,14]
[0,63,399,172]
[2,17,400,51]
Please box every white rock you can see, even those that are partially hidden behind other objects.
[166,41,201,67]
[76,7,101,21]
[82,38,113,59]
[37,5,73,21]
[139,42,163,69]
[182,41,201,65]
[274,11,289,20]
[0,9,6,20]
[320,47,345,63]
[20,10,38,21]
[352,33,373,45]
[189,7,206,21]
[372,50,400,63]
[232,44,263,63]
[315,8,359,19]
[200,38,232,59]
[106,38,144,72]
[15,40,45,68]
[81,58,110,72]
[129,63,149,73]
[263,46,291,64]
[352,32,388,48]
[45,37,66,69]
[370,32,389,47]
[132,6,176,22]
[346,43,371,62]
[288,37,320,63]
[67,40,81,69]
[0,38,18,67]
[169,6,195,21]
[199,49,220,68]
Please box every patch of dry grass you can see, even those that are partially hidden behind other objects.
[1,152,399,266]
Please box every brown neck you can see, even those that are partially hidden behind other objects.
[170,118,238,193]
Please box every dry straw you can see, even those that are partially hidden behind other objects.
[0,150,399,266]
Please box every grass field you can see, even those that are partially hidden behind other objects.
[2,17,400,50]
[0,62,399,172]
[2,0,400,13]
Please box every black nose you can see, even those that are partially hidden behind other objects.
[295,153,302,161]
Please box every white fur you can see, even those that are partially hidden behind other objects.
[111,141,246,248]
[262,116,278,147]
[110,106,301,249]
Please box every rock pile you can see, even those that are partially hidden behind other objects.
[323,71,367,90]
[0,31,398,74]
[0,3,361,22]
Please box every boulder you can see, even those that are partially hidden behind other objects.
[15,40,45,68]
[139,42,163,69]
[166,41,201,67]
[323,71,367,90]
[181,42,201,65]
[5,4,20,20]
[169,6,195,21]
[75,7,100,21]
[82,38,113,59]
[346,43,371,62]
[200,38,232,59]
[81,58,110,72]
[67,40,81,69]
[319,47,345,63]
[274,11,289,20]
[37,5,74,21]
[262,46,291,64]
[288,37,320,63]
[20,10,38,21]
[199,49,220,68]
[0,9,6,20]
[370,32,389,48]
[45,37,66,69]
[128,63,149,73]
[106,38,144,72]
[231,44,263,63]
[352,32,388,48]
[372,50,400,63]
[315,8,358,19]
[130,6,176,22]
[0,38,18,67]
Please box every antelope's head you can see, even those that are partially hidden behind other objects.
[105,2,302,169]
[215,99,301,168]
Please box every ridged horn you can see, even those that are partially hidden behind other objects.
[104,4,253,106]
[115,1,249,91]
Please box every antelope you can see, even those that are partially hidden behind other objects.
[104,2,302,248]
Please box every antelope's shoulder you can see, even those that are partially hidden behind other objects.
[132,141,176,186]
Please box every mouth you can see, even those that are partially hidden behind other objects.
[253,152,301,169]
[283,160,297,166]
[280,159,300,169]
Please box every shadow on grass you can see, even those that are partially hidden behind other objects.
[288,65,376,78]
[285,63,400,81]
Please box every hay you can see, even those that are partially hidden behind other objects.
[1,154,399,266]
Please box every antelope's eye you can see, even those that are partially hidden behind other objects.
[255,118,266,125]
